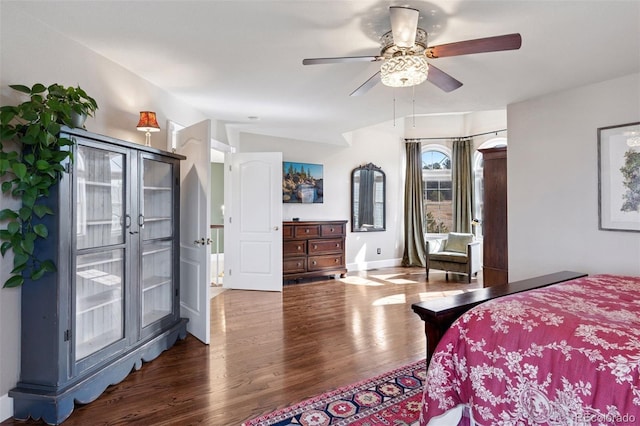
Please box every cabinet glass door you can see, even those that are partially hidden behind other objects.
[141,240,173,326]
[75,250,124,359]
[75,144,126,360]
[141,158,174,327]
[141,158,173,240]
[76,146,125,250]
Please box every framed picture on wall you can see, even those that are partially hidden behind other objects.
[597,122,640,232]
[282,162,324,203]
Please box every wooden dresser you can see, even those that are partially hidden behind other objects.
[479,146,508,286]
[283,220,348,281]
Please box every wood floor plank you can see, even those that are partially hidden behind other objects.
[2,267,481,425]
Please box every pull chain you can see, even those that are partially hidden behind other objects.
[412,85,416,128]
[393,89,396,127]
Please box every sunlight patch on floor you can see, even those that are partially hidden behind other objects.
[372,293,406,306]
[387,278,419,285]
[341,276,384,286]
[369,274,402,280]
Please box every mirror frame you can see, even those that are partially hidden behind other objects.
[351,163,386,232]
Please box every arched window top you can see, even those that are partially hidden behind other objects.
[477,137,507,150]
[422,144,451,170]
[474,137,507,169]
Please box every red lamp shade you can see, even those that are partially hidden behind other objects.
[136,111,160,132]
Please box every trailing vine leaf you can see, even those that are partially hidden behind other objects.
[4,275,24,288]
[33,224,48,238]
[33,204,53,218]
[0,83,98,288]
[0,209,18,220]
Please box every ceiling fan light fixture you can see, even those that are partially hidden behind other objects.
[380,55,429,88]
[627,134,640,147]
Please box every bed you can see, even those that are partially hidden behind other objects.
[419,274,640,425]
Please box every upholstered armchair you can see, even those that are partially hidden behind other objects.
[425,232,481,283]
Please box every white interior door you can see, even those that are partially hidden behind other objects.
[174,120,211,344]
[225,152,282,291]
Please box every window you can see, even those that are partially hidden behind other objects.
[422,145,452,234]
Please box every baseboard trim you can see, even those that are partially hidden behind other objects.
[1,393,13,422]
[347,258,403,272]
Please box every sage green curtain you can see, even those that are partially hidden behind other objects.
[452,137,474,233]
[402,142,426,267]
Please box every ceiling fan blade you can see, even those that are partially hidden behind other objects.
[303,56,381,65]
[427,33,522,58]
[389,6,419,48]
[427,64,463,92]
[350,71,381,97]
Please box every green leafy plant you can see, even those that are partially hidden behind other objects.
[47,84,98,125]
[0,83,98,287]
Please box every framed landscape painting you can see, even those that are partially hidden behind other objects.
[597,122,640,232]
[282,162,323,203]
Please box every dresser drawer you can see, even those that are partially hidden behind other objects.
[283,257,306,274]
[308,238,343,255]
[283,240,306,256]
[308,254,344,271]
[282,225,294,239]
[321,223,345,237]
[293,225,320,238]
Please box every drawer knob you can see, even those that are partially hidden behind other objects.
[336,243,339,247]
[305,228,309,233]
[312,261,317,265]
[330,228,334,232]
[334,258,339,263]
[297,245,302,251]
[313,244,317,249]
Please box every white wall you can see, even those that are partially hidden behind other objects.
[0,8,211,421]
[238,121,407,269]
[508,73,640,280]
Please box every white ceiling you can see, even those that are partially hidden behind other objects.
[9,1,640,145]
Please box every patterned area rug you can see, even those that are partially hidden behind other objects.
[243,359,426,426]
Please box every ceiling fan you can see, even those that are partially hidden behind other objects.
[302,6,522,96]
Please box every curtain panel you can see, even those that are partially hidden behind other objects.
[402,142,426,267]
[452,137,474,233]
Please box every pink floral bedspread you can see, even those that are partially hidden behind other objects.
[421,274,640,425]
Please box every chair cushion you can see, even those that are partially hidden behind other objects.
[429,251,468,264]
[444,232,474,254]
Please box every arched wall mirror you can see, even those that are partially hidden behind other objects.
[351,163,386,232]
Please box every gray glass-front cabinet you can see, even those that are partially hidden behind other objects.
[10,128,188,425]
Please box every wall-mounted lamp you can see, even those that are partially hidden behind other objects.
[136,111,160,146]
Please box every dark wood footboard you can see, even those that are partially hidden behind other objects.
[411,270,587,365]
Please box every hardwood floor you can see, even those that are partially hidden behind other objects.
[3,267,481,426]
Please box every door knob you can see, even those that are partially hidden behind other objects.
[273,226,279,231]
[194,238,212,246]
